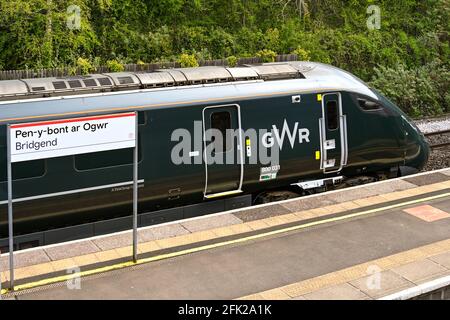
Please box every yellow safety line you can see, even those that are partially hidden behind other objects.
[2,191,450,295]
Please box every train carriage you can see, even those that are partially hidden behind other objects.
[0,61,429,249]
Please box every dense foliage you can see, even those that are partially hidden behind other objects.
[0,0,448,116]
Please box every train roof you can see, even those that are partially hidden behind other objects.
[0,62,377,124]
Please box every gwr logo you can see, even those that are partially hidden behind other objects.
[262,120,310,150]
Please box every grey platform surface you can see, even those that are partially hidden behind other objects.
[15,191,450,300]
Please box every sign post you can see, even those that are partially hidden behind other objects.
[0,247,2,299]
[132,113,138,263]
[6,124,14,290]
[6,112,138,290]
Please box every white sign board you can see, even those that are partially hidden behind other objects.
[10,112,137,163]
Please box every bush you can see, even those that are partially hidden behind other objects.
[291,47,310,61]
[227,56,238,67]
[263,28,281,53]
[194,48,212,62]
[256,49,277,63]
[76,57,94,75]
[369,60,448,117]
[178,53,199,68]
[235,28,264,57]
[208,28,236,58]
[107,59,125,72]
[144,26,173,61]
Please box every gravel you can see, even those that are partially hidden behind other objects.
[414,115,450,171]
[415,117,450,134]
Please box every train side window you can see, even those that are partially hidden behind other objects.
[74,134,142,171]
[326,100,339,130]
[210,111,232,152]
[0,142,46,182]
[0,158,46,182]
[358,98,383,111]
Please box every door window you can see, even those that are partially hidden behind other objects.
[210,111,232,152]
[326,100,339,130]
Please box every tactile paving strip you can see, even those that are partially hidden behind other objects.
[403,205,450,222]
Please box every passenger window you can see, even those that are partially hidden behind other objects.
[358,98,382,111]
[0,157,46,181]
[210,111,232,152]
[326,100,339,130]
[12,160,46,180]
[0,134,46,182]
[74,134,142,171]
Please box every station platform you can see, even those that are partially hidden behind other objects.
[1,168,450,300]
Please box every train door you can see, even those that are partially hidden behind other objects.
[319,93,348,173]
[202,104,243,198]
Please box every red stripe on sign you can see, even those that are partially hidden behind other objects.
[10,112,136,129]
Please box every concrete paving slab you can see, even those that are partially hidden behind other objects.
[403,205,450,222]
[324,188,379,203]
[349,270,415,299]
[352,196,384,207]
[181,214,242,233]
[234,204,291,222]
[1,250,52,271]
[361,180,417,194]
[92,232,135,251]
[280,196,336,213]
[302,283,370,300]
[442,169,450,176]
[1,270,7,283]
[15,264,54,280]
[259,289,291,300]
[138,223,189,242]
[433,199,450,214]
[391,259,449,284]
[44,241,100,261]
[49,258,77,272]
[405,173,450,186]
[138,241,161,254]
[245,219,271,231]
[428,251,450,269]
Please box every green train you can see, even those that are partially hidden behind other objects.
[0,61,429,249]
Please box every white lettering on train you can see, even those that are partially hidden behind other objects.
[262,119,310,150]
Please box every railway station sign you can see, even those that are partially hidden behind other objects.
[9,112,137,163]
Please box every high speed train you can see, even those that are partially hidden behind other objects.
[0,61,429,249]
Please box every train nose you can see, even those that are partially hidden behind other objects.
[414,129,430,170]
[400,123,430,176]
[418,137,430,169]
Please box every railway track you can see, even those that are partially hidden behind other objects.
[425,129,450,149]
